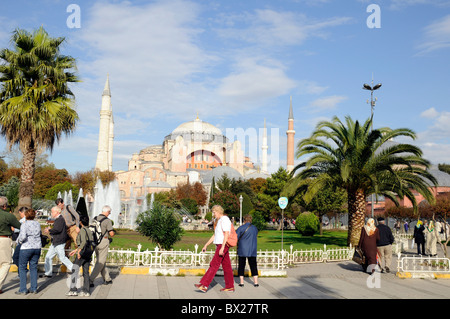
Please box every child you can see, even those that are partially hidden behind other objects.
[68,215,95,296]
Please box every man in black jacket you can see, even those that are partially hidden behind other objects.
[376,217,395,273]
[41,206,73,278]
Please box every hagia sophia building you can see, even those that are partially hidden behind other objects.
[94,76,296,212]
[94,76,450,217]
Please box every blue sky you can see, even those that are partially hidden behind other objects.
[0,0,449,175]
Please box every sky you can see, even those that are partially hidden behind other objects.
[0,0,449,175]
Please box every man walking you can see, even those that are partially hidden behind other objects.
[56,198,80,253]
[90,205,115,287]
[0,197,21,294]
[41,206,73,277]
[376,217,394,273]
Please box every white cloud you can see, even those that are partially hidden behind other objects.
[73,0,215,121]
[415,108,450,164]
[216,9,352,48]
[297,80,328,95]
[389,0,450,10]
[307,95,348,112]
[217,57,296,105]
[416,14,450,54]
[420,107,440,119]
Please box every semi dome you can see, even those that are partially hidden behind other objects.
[201,166,243,184]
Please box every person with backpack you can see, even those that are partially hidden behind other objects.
[55,198,80,255]
[194,205,235,293]
[67,215,94,296]
[89,205,115,287]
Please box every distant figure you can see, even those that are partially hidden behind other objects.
[425,220,438,257]
[404,221,409,233]
[358,218,380,273]
[413,220,426,255]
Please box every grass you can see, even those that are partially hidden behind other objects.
[110,228,348,252]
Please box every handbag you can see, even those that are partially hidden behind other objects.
[226,223,238,247]
[352,247,365,265]
[40,233,49,247]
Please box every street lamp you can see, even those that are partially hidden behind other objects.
[239,195,243,226]
[362,81,382,120]
[363,78,382,218]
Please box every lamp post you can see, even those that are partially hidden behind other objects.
[363,79,382,218]
[239,195,243,226]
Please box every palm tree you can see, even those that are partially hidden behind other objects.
[284,116,437,246]
[0,26,79,209]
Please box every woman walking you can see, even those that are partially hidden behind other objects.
[16,209,42,295]
[194,205,234,293]
[236,215,259,287]
[413,220,426,255]
[358,218,380,273]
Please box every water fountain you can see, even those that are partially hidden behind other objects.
[91,179,121,227]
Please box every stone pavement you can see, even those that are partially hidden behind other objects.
[1,254,449,301]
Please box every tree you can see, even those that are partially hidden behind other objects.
[286,116,437,247]
[136,203,184,250]
[438,164,450,175]
[254,167,292,222]
[286,179,347,235]
[175,181,207,213]
[44,181,79,201]
[216,173,232,192]
[0,176,20,209]
[0,27,79,209]
[209,190,239,218]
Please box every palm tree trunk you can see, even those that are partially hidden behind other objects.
[18,141,36,210]
[347,189,366,247]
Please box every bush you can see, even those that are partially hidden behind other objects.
[136,202,184,250]
[249,209,267,232]
[295,212,319,236]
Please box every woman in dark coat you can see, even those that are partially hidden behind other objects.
[236,215,259,287]
[358,218,380,273]
[413,220,425,255]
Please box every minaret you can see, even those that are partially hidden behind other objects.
[95,75,114,171]
[261,118,268,173]
[286,96,295,173]
[108,113,114,171]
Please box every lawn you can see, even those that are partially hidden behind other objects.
[110,228,348,252]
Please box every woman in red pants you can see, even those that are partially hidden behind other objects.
[195,205,234,293]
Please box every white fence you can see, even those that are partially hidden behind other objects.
[397,254,450,274]
[33,244,354,270]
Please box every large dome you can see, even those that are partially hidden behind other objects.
[172,118,223,136]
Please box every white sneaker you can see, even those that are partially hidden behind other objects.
[79,291,90,297]
[66,291,78,296]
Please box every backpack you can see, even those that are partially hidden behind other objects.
[79,227,95,260]
[88,216,108,248]
[65,205,81,226]
[226,223,238,248]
